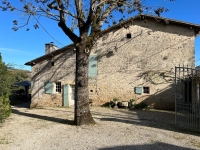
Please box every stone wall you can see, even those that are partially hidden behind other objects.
[30,18,195,110]
[90,19,195,110]
[31,50,75,107]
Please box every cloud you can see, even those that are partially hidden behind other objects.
[0,47,35,55]
[0,47,25,52]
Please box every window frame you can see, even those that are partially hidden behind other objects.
[143,86,150,94]
[55,82,62,93]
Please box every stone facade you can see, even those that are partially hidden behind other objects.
[29,45,76,107]
[25,15,200,110]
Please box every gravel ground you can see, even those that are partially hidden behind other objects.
[0,102,200,150]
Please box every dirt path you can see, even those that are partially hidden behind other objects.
[0,103,200,150]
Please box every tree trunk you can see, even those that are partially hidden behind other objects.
[74,43,95,126]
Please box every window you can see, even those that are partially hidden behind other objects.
[143,87,150,94]
[126,33,132,38]
[56,82,61,93]
[135,86,150,95]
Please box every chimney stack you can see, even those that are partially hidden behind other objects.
[45,42,58,54]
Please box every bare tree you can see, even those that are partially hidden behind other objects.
[0,0,172,126]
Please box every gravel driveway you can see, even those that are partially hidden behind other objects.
[0,102,200,150]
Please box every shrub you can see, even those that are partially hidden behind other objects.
[134,102,148,109]
[102,101,115,108]
[0,94,11,123]
[113,97,119,101]
[0,54,11,123]
[128,99,135,108]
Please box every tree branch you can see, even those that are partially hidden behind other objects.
[58,21,80,44]
[98,2,118,27]
[83,0,96,34]
[75,0,87,35]
[47,0,84,22]
[88,1,118,45]
[75,0,85,20]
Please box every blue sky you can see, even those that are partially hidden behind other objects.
[0,0,200,71]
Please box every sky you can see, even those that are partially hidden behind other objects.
[0,0,200,71]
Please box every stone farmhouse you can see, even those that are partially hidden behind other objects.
[25,14,200,110]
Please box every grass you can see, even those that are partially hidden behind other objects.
[0,137,9,144]
[173,135,184,141]
[190,140,200,148]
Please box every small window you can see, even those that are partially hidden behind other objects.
[56,82,61,93]
[143,87,150,94]
[126,33,132,39]
[51,62,54,66]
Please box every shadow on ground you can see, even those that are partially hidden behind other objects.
[10,102,200,135]
[11,102,74,125]
[11,101,31,108]
[92,108,200,136]
[99,142,197,150]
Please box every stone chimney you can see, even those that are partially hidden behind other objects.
[45,42,58,54]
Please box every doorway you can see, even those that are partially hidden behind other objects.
[63,84,75,107]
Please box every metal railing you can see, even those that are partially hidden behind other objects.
[175,66,200,131]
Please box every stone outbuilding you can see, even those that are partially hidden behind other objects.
[25,14,200,110]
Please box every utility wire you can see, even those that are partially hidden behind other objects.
[195,58,200,62]
[21,0,64,46]
[34,17,64,46]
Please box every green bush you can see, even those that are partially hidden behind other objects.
[0,94,11,123]
[102,101,115,108]
[128,99,135,108]
[134,102,148,109]
[113,97,119,101]
[0,54,11,123]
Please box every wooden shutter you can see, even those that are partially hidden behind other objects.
[135,87,143,94]
[88,55,97,77]
[63,84,69,106]
[45,81,53,94]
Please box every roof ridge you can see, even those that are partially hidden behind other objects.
[25,14,200,66]
[101,14,200,34]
